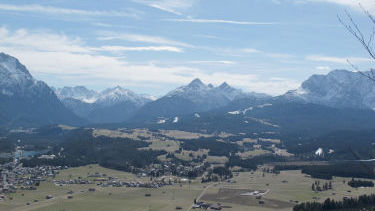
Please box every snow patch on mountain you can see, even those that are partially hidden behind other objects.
[173,116,179,123]
[96,86,150,106]
[54,86,99,103]
[157,118,167,124]
[228,104,272,115]
[315,148,324,156]
[0,52,34,90]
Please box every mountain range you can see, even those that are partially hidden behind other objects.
[54,86,152,123]
[284,69,375,110]
[130,78,269,123]
[2,52,375,136]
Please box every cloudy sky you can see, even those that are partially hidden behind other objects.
[1,0,374,96]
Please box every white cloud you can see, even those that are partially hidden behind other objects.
[188,60,236,65]
[242,48,260,53]
[0,26,299,96]
[306,55,372,64]
[167,18,277,25]
[192,34,224,40]
[95,45,183,53]
[133,0,195,15]
[0,27,183,54]
[265,53,294,59]
[98,33,193,48]
[304,0,375,13]
[0,27,89,53]
[315,65,331,71]
[0,3,138,18]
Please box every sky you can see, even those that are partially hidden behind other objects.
[0,0,375,96]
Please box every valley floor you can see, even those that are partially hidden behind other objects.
[1,165,374,211]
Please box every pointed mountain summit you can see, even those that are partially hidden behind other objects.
[218,82,230,89]
[187,78,205,87]
[0,52,34,90]
[0,52,84,127]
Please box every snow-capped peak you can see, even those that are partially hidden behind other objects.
[218,82,231,90]
[54,86,99,103]
[0,52,34,88]
[283,69,375,109]
[54,85,152,106]
[166,78,212,99]
[188,78,205,88]
[166,78,245,101]
[95,86,150,106]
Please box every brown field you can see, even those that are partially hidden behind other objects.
[201,188,293,209]
[160,130,212,139]
[237,149,272,159]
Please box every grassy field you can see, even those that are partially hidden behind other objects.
[0,165,204,211]
[201,169,375,211]
[140,139,180,153]
[160,130,213,139]
[2,165,375,211]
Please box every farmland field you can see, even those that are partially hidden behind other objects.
[2,165,375,211]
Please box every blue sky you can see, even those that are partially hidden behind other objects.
[0,0,374,96]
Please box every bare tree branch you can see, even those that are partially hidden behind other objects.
[338,4,375,81]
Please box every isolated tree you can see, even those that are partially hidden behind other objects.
[338,4,375,81]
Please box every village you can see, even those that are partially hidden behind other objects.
[0,157,230,210]
[0,154,63,196]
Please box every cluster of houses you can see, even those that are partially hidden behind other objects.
[101,179,173,189]
[143,161,207,179]
[54,172,177,189]
[0,161,63,195]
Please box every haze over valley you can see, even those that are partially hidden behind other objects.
[2,1,375,211]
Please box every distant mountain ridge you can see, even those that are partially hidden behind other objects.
[54,85,153,123]
[0,52,84,127]
[2,51,375,134]
[131,78,270,123]
[123,70,375,135]
[54,86,99,103]
[283,69,375,110]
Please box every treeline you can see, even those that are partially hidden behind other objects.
[294,194,375,211]
[202,166,233,183]
[348,178,374,188]
[22,129,166,172]
[227,154,286,170]
[274,162,375,180]
[145,110,277,134]
[181,138,238,156]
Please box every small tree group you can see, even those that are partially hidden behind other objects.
[312,181,332,192]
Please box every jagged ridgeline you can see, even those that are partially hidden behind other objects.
[2,52,375,137]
